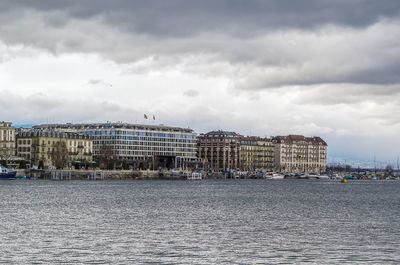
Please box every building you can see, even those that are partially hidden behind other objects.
[0,121,23,167]
[198,131,242,171]
[272,135,327,174]
[17,130,93,169]
[33,123,198,169]
[0,121,16,159]
[240,136,274,171]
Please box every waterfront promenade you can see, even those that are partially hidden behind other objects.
[19,169,399,181]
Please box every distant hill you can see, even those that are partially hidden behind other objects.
[14,124,34,128]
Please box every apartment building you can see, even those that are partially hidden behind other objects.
[272,135,327,174]
[240,136,274,171]
[198,131,242,171]
[17,130,93,169]
[0,121,16,159]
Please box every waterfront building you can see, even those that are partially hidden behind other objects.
[240,136,274,171]
[0,121,23,167]
[272,135,327,174]
[198,131,242,171]
[33,123,198,169]
[17,130,93,169]
[0,121,16,159]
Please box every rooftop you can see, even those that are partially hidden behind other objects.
[0,121,13,127]
[204,130,240,136]
[34,122,195,134]
[272,135,327,145]
[17,130,92,140]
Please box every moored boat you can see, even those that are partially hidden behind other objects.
[306,174,318,179]
[265,172,285,179]
[0,166,17,180]
[186,172,203,180]
[317,174,330,179]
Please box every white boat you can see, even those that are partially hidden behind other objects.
[271,173,285,179]
[307,174,318,179]
[265,173,284,179]
[186,172,202,180]
[332,174,343,180]
[317,174,330,179]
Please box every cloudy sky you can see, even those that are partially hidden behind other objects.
[1,0,400,165]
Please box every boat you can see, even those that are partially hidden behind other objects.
[0,166,17,179]
[272,173,285,179]
[306,173,318,179]
[332,174,343,180]
[265,172,285,179]
[295,173,307,179]
[186,172,202,180]
[317,174,330,179]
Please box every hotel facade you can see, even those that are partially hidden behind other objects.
[197,131,242,171]
[34,123,198,169]
[272,135,327,174]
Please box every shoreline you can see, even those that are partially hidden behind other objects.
[11,169,400,181]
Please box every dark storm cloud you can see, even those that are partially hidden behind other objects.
[1,0,400,95]
[3,0,400,36]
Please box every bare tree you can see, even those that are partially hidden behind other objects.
[51,141,69,169]
[95,144,117,170]
[0,145,14,167]
[385,164,394,178]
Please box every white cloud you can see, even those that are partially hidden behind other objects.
[1,2,400,164]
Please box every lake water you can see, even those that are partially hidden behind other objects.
[0,179,399,264]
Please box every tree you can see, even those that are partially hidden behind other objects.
[121,161,129,170]
[95,144,117,170]
[51,141,69,169]
[19,160,27,169]
[0,144,14,167]
[385,164,394,177]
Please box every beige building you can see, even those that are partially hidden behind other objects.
[240,136,274,171]
[272,135,327,174]
[198,131,242,171]
[17,130,93,169]
[0,121,16,160]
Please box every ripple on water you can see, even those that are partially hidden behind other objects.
[0,179,399,264]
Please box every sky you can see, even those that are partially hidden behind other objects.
[1,0,400,166]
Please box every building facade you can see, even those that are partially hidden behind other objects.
[0,121,16,159]
[33,123,198,169]
[240,136,274,171]
[272,135,327,174]
[17,130,93,169]
[198,131,242,171]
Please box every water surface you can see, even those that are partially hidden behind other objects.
[1,180,399,264]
